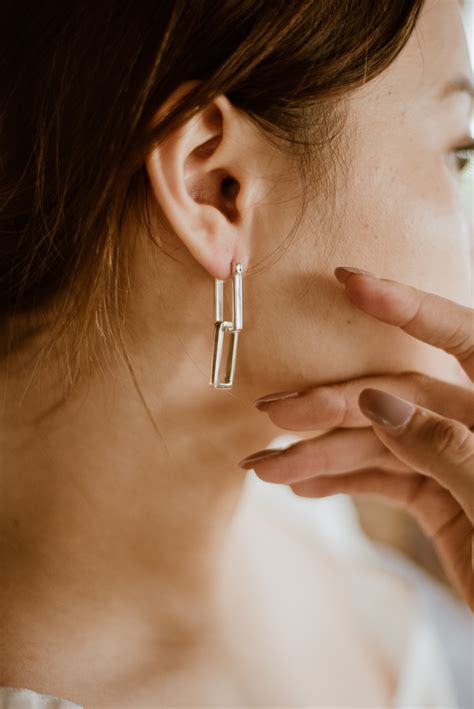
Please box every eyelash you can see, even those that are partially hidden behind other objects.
[453,141,474,172]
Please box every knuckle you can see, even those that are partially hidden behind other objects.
[444,319,474,361]
[397,291,426,329]
[426,416,473,460]
[393,371,433,408]
[338,386,352,427]
[297,385,348,429]
[456,339,474,365]
[409,371,433,405]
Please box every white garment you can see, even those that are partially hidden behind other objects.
[0,688,81,709]
[0,434,468,708]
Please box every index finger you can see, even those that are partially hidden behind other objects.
[335,267,474,380]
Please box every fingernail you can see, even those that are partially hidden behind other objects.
[238,448,284,469]
[253,391,299,409]
[334,267,378,284]
[359,389,416,435]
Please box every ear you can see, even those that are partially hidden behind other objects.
[144,80,265,280]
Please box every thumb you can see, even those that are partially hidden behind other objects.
[359,388,474,520]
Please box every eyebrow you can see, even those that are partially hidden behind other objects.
[439,75,474,100]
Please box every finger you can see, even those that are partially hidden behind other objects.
[335,267,474,380]
[359,388,474,520]
[290,471,459,539]
[255,372,474,431]
[290,471,472,609]
[241,427,411,484]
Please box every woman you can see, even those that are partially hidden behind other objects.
[0,0,472,706]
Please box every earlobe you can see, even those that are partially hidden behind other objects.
[144,84,258,281]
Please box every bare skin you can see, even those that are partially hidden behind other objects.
[0,0,471,705]
[246,271,474,609]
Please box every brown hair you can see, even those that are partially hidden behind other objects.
[0,0,424,380]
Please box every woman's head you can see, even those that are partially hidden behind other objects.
[0,2,425,368]
[0,0,471,413]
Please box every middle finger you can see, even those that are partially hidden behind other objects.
[254,372,474,431]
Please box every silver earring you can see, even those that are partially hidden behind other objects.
[209,261,243,389]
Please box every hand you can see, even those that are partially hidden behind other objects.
[239,267,474,610]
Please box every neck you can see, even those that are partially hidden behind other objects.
[0,337,278,687]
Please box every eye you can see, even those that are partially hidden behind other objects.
[453,141,474,173]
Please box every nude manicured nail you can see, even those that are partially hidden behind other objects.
[334,266,378,284]
[359,389,416,435]
[253,391,299,407]
[238,449,284,469]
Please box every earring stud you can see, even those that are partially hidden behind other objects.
[209,261,243,389]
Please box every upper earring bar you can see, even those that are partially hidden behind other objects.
[209,261,243,389]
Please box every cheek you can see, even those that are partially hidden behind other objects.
[325,154,471,384]
[344,155,471,306]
